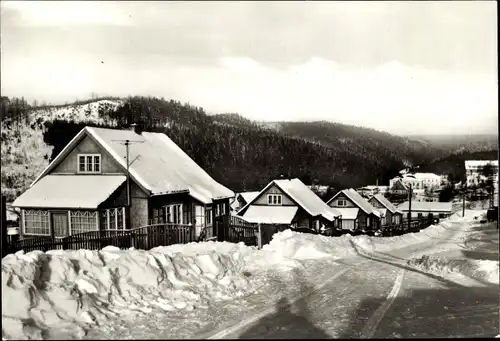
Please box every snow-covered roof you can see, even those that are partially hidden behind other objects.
[272,179,342,221]
[358,185,389,191]
[13,175,126,209]
[31,127,234,205]
[238,178,341,222]
[397,201,452,213]
[465,160,499,169]
[241,205,298,224]
[237,191,260,205]
[370,194,403,214]
[327,189,381,217]
[408,173,442,180]
[335,208,359,220]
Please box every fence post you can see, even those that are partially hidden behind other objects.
[257,223,262,249]
[130,230,136,249]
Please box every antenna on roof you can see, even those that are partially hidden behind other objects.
[111,139,145,229]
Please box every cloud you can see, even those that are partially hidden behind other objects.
[1,51,496,135]
[0,1,497,135]
[1,1,131,26]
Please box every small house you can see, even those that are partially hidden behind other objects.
[397,201,453,219]
[237,178,342,231]
[326,188,381,231]
[367,193,403,226]
[389,179,409,195]
[12,125,234,240]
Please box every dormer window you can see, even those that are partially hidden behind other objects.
[78,154,101,174]
[268,194,282,205]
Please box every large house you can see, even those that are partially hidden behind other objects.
[389,173,442,191]
[237,178,342,230]
[326,188,381,231]
[12,126,234,240]
[231,191,260,213]
[397,201,453,219]
[465,160,498,187]
[367,194,403,226]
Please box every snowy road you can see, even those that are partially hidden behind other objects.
[47,213,498,340]
[205,219,499,339]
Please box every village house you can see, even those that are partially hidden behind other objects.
[326,188,381,231]
[389,172,442,191]
[465,160,498,188]
[389,179,410,195]
[367,193,403,226]
[12,125,234,240]
[397,201,453,219]
[237,178,342,231]
[230,191,260,213]
[356,185,389,198]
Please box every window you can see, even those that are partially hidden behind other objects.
[70,211,98,235]
[165,204,183,224]
[267,194,282,205]
[337,199,347,207]
[99,208,126,230]
[23,210,50,235]
[206,208,212,225]
[77,154,101,174]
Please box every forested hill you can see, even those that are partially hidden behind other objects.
[408,133,498,155]
[418,150,499,182]
[0,95,477,201]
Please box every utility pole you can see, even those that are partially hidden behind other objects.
[408,183,412,231]
[112,135,144,229]
[462,180,467,217]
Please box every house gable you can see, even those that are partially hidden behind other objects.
[253,184,295,206]
[368,197,384,209]
[391,180,408,191]
[51,135,122,174]
[328,194,357,208]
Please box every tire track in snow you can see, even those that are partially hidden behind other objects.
[359,269,405,339]
[206,267,352,339]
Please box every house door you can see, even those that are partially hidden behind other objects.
[51,212,69,238]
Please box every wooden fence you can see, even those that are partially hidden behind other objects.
[5,224,195,255]
[215,215,259,246]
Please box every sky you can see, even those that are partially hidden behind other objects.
[0,1,497,136]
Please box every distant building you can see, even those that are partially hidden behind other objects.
[389,173,442,191]
[397,201,453,219]
[389,179,409,195]
[465,160,498,187]
[356,185,389,198]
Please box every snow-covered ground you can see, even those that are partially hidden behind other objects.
[2,209,497,339]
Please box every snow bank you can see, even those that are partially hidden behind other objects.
[1,242,264,340]
[262,229,357,260]
[2,210,487,339]
[407,255,499,284]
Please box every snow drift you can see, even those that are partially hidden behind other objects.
[407,255,499,284]
[2,209,493,339]
[1,242,264,340]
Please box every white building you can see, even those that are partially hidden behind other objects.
[389,173,442,191]
[464,160,498,187]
